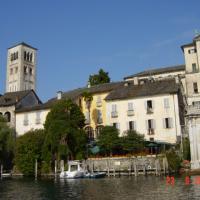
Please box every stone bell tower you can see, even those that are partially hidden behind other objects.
[6,42,37,92]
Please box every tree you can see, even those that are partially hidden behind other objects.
[121,130,145,154]
[43,99,87,164]
[97,126,120,156]
[15,129,45,176]
[183,138,191,160]
[89,68,110,86]
[0,116,14,170]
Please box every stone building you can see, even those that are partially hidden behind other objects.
[6,42,37,92]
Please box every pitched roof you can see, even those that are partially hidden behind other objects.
[0,90,35,106]
[15,82,124,113]
[124,64,185,80]
[8,42,37,50]
[105,79,179,101]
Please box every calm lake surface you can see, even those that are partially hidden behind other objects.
[1,176,200,200]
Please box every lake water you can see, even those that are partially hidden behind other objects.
[1,176,200,200]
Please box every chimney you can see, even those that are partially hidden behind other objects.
[133,77,138,85]
[57,91,63,100]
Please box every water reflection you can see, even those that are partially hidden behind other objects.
[1,176,200,200]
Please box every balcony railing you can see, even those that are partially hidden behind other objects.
[111,111,118,118]
[147,108,153,114]
[127,110,134,116]
[147,128,155,135]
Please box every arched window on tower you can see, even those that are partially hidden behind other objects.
[30,53,33,62]
[27,52,30,61]
[24,51,26,60]
[4,112,11,122]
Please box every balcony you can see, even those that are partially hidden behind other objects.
[127,110,134,116]
[147,107,153,114]
[111,111,118,118]
[147,128,155,135]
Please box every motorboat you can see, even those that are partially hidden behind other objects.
[84,171,106,178]
[60,160,85,179]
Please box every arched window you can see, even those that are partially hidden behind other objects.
[4,112,11,122]
[30,53,33,62]
[95,125,104,139]
[24,51,26,60]
[85,126,94,141]
[27,52,30,61]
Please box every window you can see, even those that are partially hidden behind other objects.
[35,112,41,124]
[29,68,33,75]
[128,102,133,111]
[24,66,28,74]
[188,48,196,54]
[164,98,170,109]
[193,82,198,93]
[97,110,103,124]
[163,118,173,129]
[128,121,135,130]
[146,100,153,113]
[113,122,119,129]
[146,119,155,135]
[85,112,90,124]
[24,51,26,60]
[30,53,33,62]
[95,125,103,138]
[192,63,198,73]
[96,96,102,107]
[4,112,11,122]
[111,104,118,118]
[192,101,200,107]
[85,126,94,141]
[23,114,29,126]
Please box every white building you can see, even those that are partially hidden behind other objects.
[105,79,184,144]
[6,42,37,92]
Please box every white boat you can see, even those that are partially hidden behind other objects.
[60,161,85,179]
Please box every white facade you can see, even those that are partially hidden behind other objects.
[6,43,37,92]
[15,109,50,136]
[106,94,182,144]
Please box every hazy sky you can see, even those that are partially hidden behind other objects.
[0,0,200,101]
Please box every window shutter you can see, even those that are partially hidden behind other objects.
[134,121,137,131]
[145,120,148,130]
[126,121,129,130]
[163,118,166,129]
[170,118,173,128]
[152,119,156,129]
[152,100,154,110]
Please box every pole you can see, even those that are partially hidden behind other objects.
[0,164,3,178]
[35,159,38,179]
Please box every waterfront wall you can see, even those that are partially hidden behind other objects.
[85,155,168,175]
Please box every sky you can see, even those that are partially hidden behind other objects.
[0,0,200,101]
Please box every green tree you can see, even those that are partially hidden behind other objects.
[15,129,45,176]
[183,138,191,160]
[89,68,110,86]
[43,99,87,164]
[121,130,145,154]
[97,126,120,156]
[166,149,181,172]
[0,116,14,170]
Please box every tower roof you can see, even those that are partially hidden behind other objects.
[8,42,37,50]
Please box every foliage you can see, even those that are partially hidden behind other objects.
[121,130,145,153]
[166,149,181,172]
[89,68,110,86]
[0,116,14,169]
[97,126,120,156]
[82,91,93,110]
[43,99,87,163]
[15,129,45,176]
[182,137,191,160]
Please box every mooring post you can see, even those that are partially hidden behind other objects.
[35,159,38,179]
[55,160,57,176]
[0,164,3,178]
[107,160,110,177]
[134,163,137,176]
